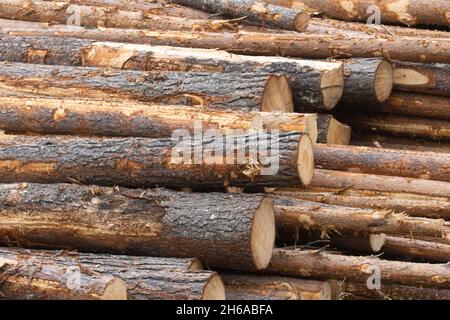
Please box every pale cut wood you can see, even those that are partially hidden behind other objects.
[316,114,351,145]
[383,236,450,263]
[331,234,386,253]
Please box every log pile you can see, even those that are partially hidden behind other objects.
[0,0,448,301]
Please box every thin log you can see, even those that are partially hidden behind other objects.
[330,234,386,253]
[316,114,351,145]
[383,236,450,263]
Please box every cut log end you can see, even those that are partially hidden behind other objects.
[326,117,351,145]
[294,11,311,32]
[297,134,315,186]
[375,60,394,103]
[202,274,226,300]
[321,65,344,110]
[187,258,204,271]
[251,198,276,270]
[369,234,387,252]
[262,75,294,113]
[306,115,318,145]
[320,282,332,300]
[101,279,128,300]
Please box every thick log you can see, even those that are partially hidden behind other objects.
[311,169,450,198]
[0,248,127,300]
[338,111,450,140]
[171,0,310,31]
[383,236,450,263]
[341,58,393,104]
[330,234,386,253]
[314,144,450,182]
[0,247,225,300]
[0,183,275,271]
[0,62,293,113]
[0,36,343,111]
[316,114,351,145]
[221,274,331,300]
[1,19,449,63]
[268,249,450,289]
[0,132,314,188]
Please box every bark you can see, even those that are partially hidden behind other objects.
[0,248,127,300]
[171,0,310,31]
[338,111,450,140]
[316,114,351,145]
[0,131,313,188]
[314,144,450,182]
[394,62,450,97]
[311,169,450,198]
[0,36,343,112]
[383,236,450,263]
[1,19,448,63]
[0,247,225,300]
[330,234,386,253]
[341,58,393,104]
[0,61,293,112]
[0,183,275,271]
[268,249,450,289]
[221,274,330,300]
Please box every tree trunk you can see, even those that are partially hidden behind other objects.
[0,36,343,112]
[383,236,450,263]
[341,58,393,104]
[0,131,314,188]
[314,144,450,182]
[330,234,386,253]
[0,62,293,113]
[171,0,310,31]
[0,247,226,300]
[268,249,450,289]
[1,19,448,63]
[0,248,127,300]
[0,183,275,271]
[316,114,351,145]
[221,274,331,300]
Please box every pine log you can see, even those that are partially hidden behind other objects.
[268,249,450,289]
[221,274,331,300]
[273,197,449,240]
[330,234,386,253]
[0,62,293,113]
[171,0,310,31]
[314,144,450,181]
[0,247,226,300]
[316,114,351,145]
[0,183,276,271]
[338,111,450,140]
[0,132,314,188]
[341,58,393,104]
[0,248,127,300]
[383,236,450,263]
[311,169,450,198]
[1,19,449,63]
[0,36,344,111]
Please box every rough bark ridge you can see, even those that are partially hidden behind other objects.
[383,236,450,263]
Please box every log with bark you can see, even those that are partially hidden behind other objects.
[0,36,344,111]
[0,131,314,188]
[221,274,331,300]
[268,248,450,289]
[383,236,450,263]
[0,183,275,271]
[314,144,450,182]
[330,234,386,253]
[0,62,294,113]
[0,247,226,300]
[316,114,351,145]
[1,19,449,63]
[171,0,310,31]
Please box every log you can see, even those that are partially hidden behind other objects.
[0,248,127,300]
[0,62,294,113]
[0,94,318,141]
[1,19,449,63]
[383,236,450,263]
[0,36,344,111]
[311,169,450,198]
[314,144,450,182]
[330,234,386,253]
[0,183,275,271]
[0,247,226,300]
[316,114,351,145]
[171,0,310,31]
[268,249,450,289]
[221,274,331,300]
[273,197,449,240]
[0,131,314,188]
[341,58,393,104]
[338,111,450,140]
[394,62,450,97]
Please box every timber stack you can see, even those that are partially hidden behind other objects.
[0,0,448,301]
